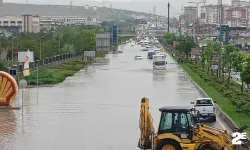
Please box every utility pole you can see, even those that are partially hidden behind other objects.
[218,0,223,77]
[179,16,182,36]
[168,2,170,32]
[180,5,184,36]
[70,0,73,16]
[154,5,157,30]
[188,1,202,45]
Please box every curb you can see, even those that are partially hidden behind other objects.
[176,62,250,149]
[161,42,250,149]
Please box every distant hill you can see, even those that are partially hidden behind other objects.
[0,3,151,21]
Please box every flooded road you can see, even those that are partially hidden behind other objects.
[0,43,227,150]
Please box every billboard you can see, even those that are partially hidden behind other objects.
[18,51,34,62]
[84,51,95,57]
[96,33,110,51]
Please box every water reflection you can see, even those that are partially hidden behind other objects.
[0,43,222,150]
[0,110,16,136]
[152,70,166,81]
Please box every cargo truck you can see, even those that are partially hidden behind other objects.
[153,54,167,70]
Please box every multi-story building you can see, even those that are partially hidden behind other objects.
[184,6,197,26]
[225,7,248,26]
[0,15,40,33]
[39,16,102,30]
[40,16,88,26]
[200,5,218,24]
[200,4,229,25]
[232,0,248,7]
[22,14,40,33]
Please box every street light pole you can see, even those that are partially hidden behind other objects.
[59,35,62,55]
[40,35,46,60]
[11,36,17,65]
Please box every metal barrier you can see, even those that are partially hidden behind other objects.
[14,52,83,73]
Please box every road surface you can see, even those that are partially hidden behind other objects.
[0,43,231,150]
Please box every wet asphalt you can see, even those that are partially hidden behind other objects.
[0,43,228,150]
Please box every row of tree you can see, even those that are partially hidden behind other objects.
[162,33,250,115]
[0,26,104,69]
[163,32,250,92]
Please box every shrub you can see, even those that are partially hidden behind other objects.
[187,63,250,116]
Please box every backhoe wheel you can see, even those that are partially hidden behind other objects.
[157,140,182,150]
[198,143,217,150]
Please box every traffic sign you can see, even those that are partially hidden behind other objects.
[220,25,230,44]
[112,25,118,45]
[220,25,230,32]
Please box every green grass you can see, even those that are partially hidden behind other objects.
[180,63,250,135]
[24,60,86,85]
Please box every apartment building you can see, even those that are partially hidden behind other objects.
[184,6,197,26]
[200,4,229,25]
[226,7,248,26]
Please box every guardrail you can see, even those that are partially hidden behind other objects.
[160,40,250,149]
[13,52,83,73]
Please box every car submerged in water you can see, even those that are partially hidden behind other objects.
[134,55,143,60]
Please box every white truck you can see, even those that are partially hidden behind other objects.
[191,98,216,122]
[153,55,167,70]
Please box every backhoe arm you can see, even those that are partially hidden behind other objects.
[138,97,155,150]
[194,124,250,150]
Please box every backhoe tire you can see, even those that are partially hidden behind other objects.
[157,140,182,150]
[198,143,217,150]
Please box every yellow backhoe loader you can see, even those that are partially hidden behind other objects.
[138,97,250,150]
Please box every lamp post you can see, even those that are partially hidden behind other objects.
[11,36,17,65]
[59,35,62,55]
[188,1,202,44]
[40,34,47,60]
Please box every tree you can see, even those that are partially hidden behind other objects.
[231,52,245,94]
[175,36,195,60]
[163,32,176,46]
[61,44,75,55]
[223,44,240,86]
[204,41,214,74]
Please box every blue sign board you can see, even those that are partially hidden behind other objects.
[220,25,231,44]
[112,25,118,45]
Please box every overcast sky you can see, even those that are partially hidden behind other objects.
[3,0,232,16]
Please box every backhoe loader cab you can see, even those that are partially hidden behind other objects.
[139,98,250,150]
[158,106,194,140]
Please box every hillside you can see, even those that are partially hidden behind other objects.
[0,3,151,21]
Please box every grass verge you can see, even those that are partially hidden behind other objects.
[24,60,85,85]
[180,63,250,135]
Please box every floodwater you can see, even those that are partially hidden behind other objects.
[0,43,222,150]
